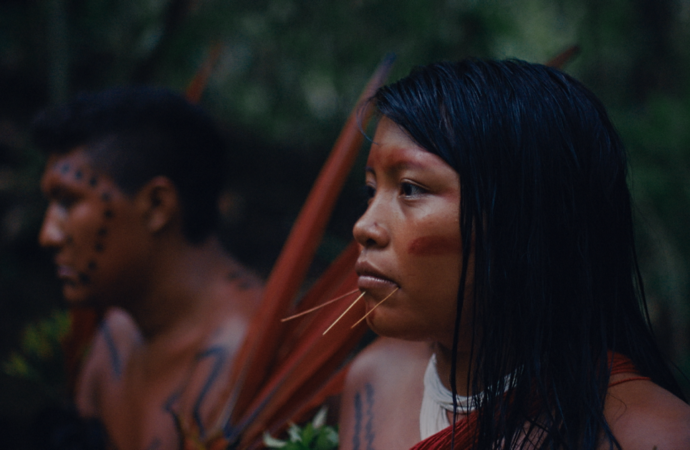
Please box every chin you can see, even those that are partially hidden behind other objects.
[367,315,426,342]
[62,286,99,308]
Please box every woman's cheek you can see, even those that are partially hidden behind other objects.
[407,235,462,256]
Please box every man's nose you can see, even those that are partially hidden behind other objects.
[38,204,66,248]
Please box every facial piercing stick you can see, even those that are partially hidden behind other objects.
[322,291,367,336]
[281,289,361,322]
[351,287,399,328]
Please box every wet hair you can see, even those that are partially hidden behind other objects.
[373,59,686,449]
[32,86,226,243]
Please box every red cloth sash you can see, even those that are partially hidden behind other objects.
[410,353,647,450]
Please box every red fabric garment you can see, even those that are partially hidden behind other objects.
[410,353,647,450]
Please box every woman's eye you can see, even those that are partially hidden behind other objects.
[363,184,376,201]
[400,182,425,197]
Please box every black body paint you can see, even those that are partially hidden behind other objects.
[353,391,363,450]
[226,271,242,281]
[352,383,376,450]
[101,323,122,379]
[101,192,111,202]
[104,210,113,219]
[75,169,83,180]
[89,176,98,187]
[88,260,97,270]
[365,383,376,450]
[192,346,228,436]
[78,272,91,285]
[95,243,104,252]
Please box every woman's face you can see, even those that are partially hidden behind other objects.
[353,116,471,347]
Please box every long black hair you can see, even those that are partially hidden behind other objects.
[372,59,685,449]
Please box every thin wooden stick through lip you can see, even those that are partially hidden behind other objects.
[350,287,399,328]
[281,289,361,322]
[322,291,367,336]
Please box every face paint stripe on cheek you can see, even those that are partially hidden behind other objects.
[407,236,462,256]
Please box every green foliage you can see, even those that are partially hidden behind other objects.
[3,310,70,398]
[263,407,339,450]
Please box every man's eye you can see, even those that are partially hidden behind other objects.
[57,195,78,209]
[400,182,425,197]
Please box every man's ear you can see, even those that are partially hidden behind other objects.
[136,176,180,234]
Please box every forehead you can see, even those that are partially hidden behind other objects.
[367,117,447,172]
[41,147,120,194]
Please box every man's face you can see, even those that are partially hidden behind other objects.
[39,147,151,307]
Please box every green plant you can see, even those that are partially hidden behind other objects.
[263,406,338,450]
[3,310,70,397]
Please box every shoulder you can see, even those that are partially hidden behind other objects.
[339,338,432,450]
[79,307,139,374]
[91,307,140,362]
[605,377,690,449]
[75,308,139,415]
[345,337,432,387]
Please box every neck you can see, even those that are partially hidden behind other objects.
[433,342,473,397]
[125,235,235,341]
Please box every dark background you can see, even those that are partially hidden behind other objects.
[1,0,689,447]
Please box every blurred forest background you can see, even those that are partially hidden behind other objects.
[0,0,689,447]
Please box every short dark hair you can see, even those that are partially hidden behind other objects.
[373,59,685,449]
[32,86,226,243]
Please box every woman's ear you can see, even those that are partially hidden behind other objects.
[136,176,180,234]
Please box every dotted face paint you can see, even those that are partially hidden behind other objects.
[39,148,152,306]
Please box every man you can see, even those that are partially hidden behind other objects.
[34,87,263,449]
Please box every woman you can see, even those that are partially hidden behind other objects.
[339,59,690,449]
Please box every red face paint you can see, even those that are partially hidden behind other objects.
[367,146,428,175]
[407,235,461,256]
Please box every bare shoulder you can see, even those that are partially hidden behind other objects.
[346,337,432,386]
[605,378,690,449]
[339,338,432,450]
[75,307,139,415]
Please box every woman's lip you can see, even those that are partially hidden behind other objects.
[357,274,398,292]
[355,261,398,292]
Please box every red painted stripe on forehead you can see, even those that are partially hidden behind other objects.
[366,146,428,171]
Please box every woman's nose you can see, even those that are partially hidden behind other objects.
[353,200,390,249]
